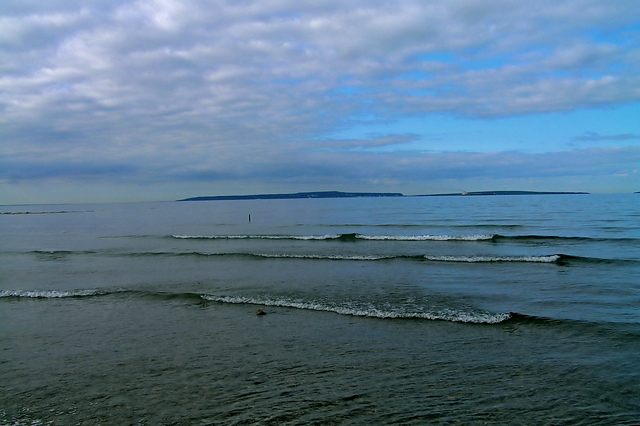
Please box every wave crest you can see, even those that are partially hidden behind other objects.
[201,294,510,324]
[423,255,561,263]
[0,289,109,298]
[172,233,495,242]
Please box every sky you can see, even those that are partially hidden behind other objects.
[1,0,640,204]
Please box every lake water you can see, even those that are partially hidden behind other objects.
[1,194,639,425]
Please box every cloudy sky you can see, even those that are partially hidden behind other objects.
[2,0,640,203]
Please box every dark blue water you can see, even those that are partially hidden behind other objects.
[1,194,639,424]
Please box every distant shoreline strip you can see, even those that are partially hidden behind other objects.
[178,191,403,201]
[177,190,589,201]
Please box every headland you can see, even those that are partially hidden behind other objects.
[178,191,404,201]
[178,190,589,201]
[417,190,590,197]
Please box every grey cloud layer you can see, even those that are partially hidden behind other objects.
[1,0,639,187]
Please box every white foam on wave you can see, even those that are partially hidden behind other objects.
[423,254,561,263]
[174,234,248,239]
[173,234,494,241]
[253,253,394,260]
[358,234,494,241]
[249,253,560,262]
[291,235,341,240]
[201,294,510,324]
[0,289,106,298]
[173,234,340,240]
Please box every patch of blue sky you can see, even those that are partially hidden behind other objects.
[540,70,577,78]
[416,52,457,63]
[403,89,438,97]
[322,103,640,154]
[273,77,306,86]
[416,51,516,71]
[536,66,619,81]
[587,24,640,45]
[328,85,370,96]
[312,146,393,154]
[390,70,434,81]
[458,54,518,71]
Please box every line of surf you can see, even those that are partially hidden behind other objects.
[0,289,115,298]
[173,233,640,243]
[145,252,566,262]
[6,289,636,332]
[172,233,496,241]
[492,234,640,243]
[423,254,562,263]
[200,294,511,324]
[421,254,638,264]
[0,288,508,324]
[20,250,637,265]
[186,252,611,264]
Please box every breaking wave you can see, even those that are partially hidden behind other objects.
[492,234,640,243]
[200,294,511,324]
[21,249,635,265]
[172,233,640,243]
[0,288,510,324]
[423,254,562,263]
[172,233,495,242]
[4,289,635,329]
[0,289,111,298]
[126,252,567,263]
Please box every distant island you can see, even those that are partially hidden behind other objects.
[417,190,590,197]
[178,191,404,201]
[178,190,590,201]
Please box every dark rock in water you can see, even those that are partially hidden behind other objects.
[256,309,267,316]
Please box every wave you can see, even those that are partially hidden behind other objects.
[498,312,638,332]
[241,253,400,260]
[356,234,495,241]
[493,234,640,243]
[200,294,511,324]
[250,253,636,264]
[32,250,98,256]
[503,312,568,326]
[422,254,640,265]
[5,289,638,331]
[21,249,637,265]
[172,233,496,242]
[197,252,638,265]
[172,233,640,244]
[316,223,527,230]
[173,234,338,240]
[423,254,562,263]
[108,251,406,261]
[0,289,112,298]
[0,289,510,324]
[210,253,565,263]
[118,252,566,263]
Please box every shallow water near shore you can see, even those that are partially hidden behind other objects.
[1,194,639,424]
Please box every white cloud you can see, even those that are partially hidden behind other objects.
[1,0,640,201]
